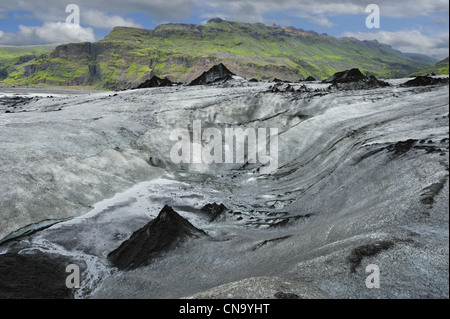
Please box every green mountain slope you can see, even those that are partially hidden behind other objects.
[403,53,438,66]
[409,57,449,77]
[0,45,56,82]
[0,19,437,89]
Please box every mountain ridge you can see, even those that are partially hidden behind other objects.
[0,18,438,90]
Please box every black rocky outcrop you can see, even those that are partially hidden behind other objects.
[108,205,207,270]
[421,178,447,207]
[0,251,78,299]
[274,291,301,299]
[304,76,317,82]
[269,83,296,93]
[136,75,173,89]
[323,68,367,83]
[329,75,390,91]
[0,96,34,108]
[199,203,228,222]
[401,75,449,87]
[347,241,394,273]
[188,63,235,86]
[387,139,418,156]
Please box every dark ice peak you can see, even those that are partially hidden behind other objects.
[108,205,207,270]
[200,203,228,222]
[304,76,317,82]
[189,63,235,86]
[136,75,173,89]
[401,75,449,87]
[328,74,390,91]
[323,68,367,83]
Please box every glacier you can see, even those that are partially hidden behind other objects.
[0,78,448,298]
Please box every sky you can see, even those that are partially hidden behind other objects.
[0,0,448,59]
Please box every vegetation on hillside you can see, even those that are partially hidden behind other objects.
[408,57,449,77]
[0,19,438,89]
[0,45,56,82]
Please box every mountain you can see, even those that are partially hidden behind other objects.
[0,45,56,82]
[408,57,449,77]
[0,19,437,90]
[403,53,438,66]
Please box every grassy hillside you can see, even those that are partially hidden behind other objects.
[0,45,57,82]
[409,57,449,77]
[0,19,437,89]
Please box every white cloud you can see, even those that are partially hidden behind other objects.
[287,11,335,28]
[308,15,334,28]
[0,0,196,25]
[341,30,449,59]
[194,0,449,20]
[0,0,448,24]
[82,10,142,29]
[0,22,95,45]
[305,2,364,16]
[192,0,449,32]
